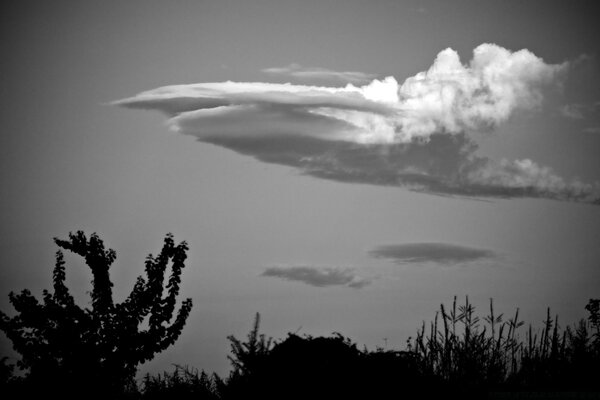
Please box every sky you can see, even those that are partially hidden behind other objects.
[1,0,600,378]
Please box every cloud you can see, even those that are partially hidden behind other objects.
[559,102,600,133]
[395,45,568,139]
[202,132,598,202]
[114,77,400,144]
[115,43,567,144]
[262,63,378,85]
[114,43,599,203]
[560,104,586,120]
[261,265,371,289]
[369,243,496,265]
[582,127,600,134]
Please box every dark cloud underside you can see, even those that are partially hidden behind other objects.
[369,243,496,265]
[202,133,594,201]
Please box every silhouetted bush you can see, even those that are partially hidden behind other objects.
[222,315,440,399]
[0,232,193,399]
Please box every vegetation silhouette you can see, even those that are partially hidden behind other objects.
[1,232,599,398]
[0,231,192,399]
[141,364,222,400]
[409,296,600,395]
[221,323,426,399]
[137,298,600,400]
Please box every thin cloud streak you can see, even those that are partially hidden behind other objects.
[582,127,600,134]
[559,101,600,120]
[369,243,496,265]
[261,265,372,289]
[560,104,586,120]
[262,63,378,84]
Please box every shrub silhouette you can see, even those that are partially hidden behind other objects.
[0,231,193,398]
[223,315,429,400]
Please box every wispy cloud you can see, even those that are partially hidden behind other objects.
[369,243,496,265]
[114,43,599,204]
[560,104,586,120]
[582,126,600,134]
[262,63,378,85]
[560,101,600,133]
[261,265,371,289]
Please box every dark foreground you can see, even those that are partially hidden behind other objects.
[3,298,600,400]
[1,234,598,399]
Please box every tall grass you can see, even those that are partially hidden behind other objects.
[409,296,600,391]
[141,365,222,400]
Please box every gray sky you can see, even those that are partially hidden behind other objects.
[2,0,600,378]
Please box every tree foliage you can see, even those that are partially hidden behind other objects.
[0,231,193,396]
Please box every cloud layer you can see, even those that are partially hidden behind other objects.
[369,243,496,265]
[262,63,378,85]
[115,43,599,203]
[261,265,371,289]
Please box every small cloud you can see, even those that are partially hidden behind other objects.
[262,63,378,85]
[369,243,496,265]
[560,102,600,134]
[261,265,371,289]
[582,126,600,134]
[560,104,586,120]
[560,102,600,120]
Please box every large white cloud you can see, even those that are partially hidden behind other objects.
[114,43,599,203]
[116,43,566,144]
[396,44,567,139]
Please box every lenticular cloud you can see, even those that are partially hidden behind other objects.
[114,43,600,204]
[115,43,566,144]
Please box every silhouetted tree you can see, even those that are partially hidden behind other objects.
[0,231,193,397]
[586,298,600,337]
